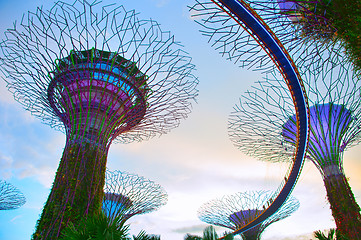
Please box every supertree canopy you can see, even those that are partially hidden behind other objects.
[47,49,151,146]
[277,0,337,39]
[0,1,198,239]
[282,103,352,177]
[277,0,361,70]
[228,61,361,238]
[0,180,26,210]
[103,170,167,224]
[189,0,359,76]
[198,191,299,240]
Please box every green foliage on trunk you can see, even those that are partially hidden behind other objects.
[296,0,361,73]
[324,174,361,240]
[32,141,107,239]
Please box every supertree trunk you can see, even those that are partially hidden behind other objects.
[33,137,108,239]
[241,225,262,240]
[324,174,361,239]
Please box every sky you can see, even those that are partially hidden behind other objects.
[0,0,360,239]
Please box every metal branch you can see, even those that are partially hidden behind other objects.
[198,191,299,239]
[0,180,26,211]
[103,169,168,223]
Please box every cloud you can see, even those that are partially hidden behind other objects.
[10,215,23,223]
[0,105,63,188]
[0,153,13,179]
[265,232,315,240]
[16,162,56,188]
[151,0,169,8]
[0,75,17,104]
[172,223,209,234]
[0,81,42,125]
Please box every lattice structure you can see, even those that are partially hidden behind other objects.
[278,0,337,40]
[198,191,299,240]
[189,0,357,76]
[0,1,198,239]
[229,66,361,238]
[103,170,167,224]
[0,180,26,210]
[190,1,309,237]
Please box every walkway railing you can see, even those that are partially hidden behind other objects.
[207,0,310,237]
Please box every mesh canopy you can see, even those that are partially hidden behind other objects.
[282,103,352,173]
[0,180,26,211]
[103,170,168,223]
[0,0,199,144]
[198,191,299,235]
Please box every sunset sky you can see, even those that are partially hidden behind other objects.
[0,0,360,239]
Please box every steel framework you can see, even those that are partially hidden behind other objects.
[0,1,198,239]
[103,170,167,224]
[198,191,299,240]
[229,64,361,238]
[189,0,309,237]
[189,0,355,77]
[0,180,26,211]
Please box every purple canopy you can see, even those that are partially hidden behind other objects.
[282,103,352,170]
[48,49,148,143]
[229,209,263,227]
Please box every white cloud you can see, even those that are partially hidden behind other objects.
[152,0,169,8]
[10,215,23,223]
[0,153,13,179]
[0,119,62,188]
[16,163,55,188]
[266,232,315,240]
[0,76,17,104]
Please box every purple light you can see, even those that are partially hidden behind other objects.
[48,49,148,142]
[283,103,352,168]
[278,0,298,10]
[60,79,132,122]
[277,0,302,22]
[229,209,263,227]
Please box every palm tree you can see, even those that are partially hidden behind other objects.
[314,228,350,240]
[184,235,203,240]
[60,211,130,240]
[61,210,163,240]
[133,230,161,240]
[184,226,234,240]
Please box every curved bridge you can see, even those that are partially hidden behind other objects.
[205,0,310,237]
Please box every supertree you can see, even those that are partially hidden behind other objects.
[103,169,168,224]
[0,179,26,210]
[228,61,361,238]
[198,191,299,240]
[0,1,198,239]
